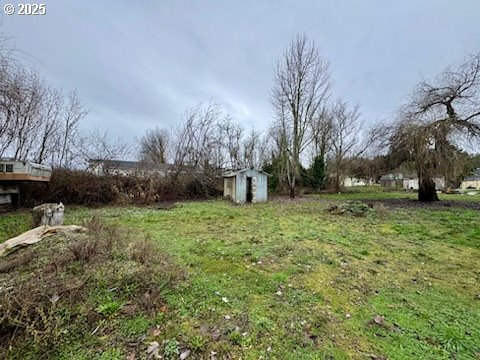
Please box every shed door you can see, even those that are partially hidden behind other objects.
[246,177,253,203]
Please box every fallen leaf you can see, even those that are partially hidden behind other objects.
[146,341,160,359]
[180,349,191,360]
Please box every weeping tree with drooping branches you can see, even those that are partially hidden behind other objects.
[390,53,480,202]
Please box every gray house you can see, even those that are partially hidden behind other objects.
[223,168,269,204]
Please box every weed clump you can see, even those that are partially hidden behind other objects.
[328,200,375,217]
[0,216,185,358]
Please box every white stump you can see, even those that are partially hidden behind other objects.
[32,202,65,227]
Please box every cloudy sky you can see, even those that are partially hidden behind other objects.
[2,0,480,142]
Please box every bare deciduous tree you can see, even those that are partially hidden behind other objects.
[390,53,480,201]
[271,34,331,197]
[0,34,91,169]
[218,116,243,169]
[57,90,87,168]
[173,102,220,171]
[242,129,268,168]
[33,87,63,163]
[0,59,89,168]
[81,128,132,164]
[328,99,364,193]
[138,127,171,164]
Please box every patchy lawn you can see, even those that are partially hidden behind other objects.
[1,190,480,359]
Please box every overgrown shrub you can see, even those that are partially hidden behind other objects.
[19,169,222,206]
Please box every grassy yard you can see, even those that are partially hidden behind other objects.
[1,190,480,359]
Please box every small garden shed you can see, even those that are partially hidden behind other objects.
[223,168,269,204]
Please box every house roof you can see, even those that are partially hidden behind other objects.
[464,176,480,181]
[461,168,480,181]
[403,175,445,180]
[380,173,445,180]
[222,167,270,177]
[379,173,403,181]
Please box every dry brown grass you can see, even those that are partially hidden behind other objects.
[0,216,185,358]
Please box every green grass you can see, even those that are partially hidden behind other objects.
[1,189,479,359]
[0,212,32,240]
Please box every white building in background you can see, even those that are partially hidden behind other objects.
[342,176,374,187]
[460,169,480,189]
[402,176,446,191]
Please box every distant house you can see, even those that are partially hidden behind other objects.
[0,158,52,205]
[342,176,374,187]
[402,175,446,191]
[379,173,403,188]
[223,168,269,204]
[87,159,174,177]
[460,168,480,189]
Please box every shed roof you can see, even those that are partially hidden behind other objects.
[222,167,270,178]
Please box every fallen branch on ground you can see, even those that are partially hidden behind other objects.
[0,225,87,256]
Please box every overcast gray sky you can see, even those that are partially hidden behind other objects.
[2,0,480,142]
